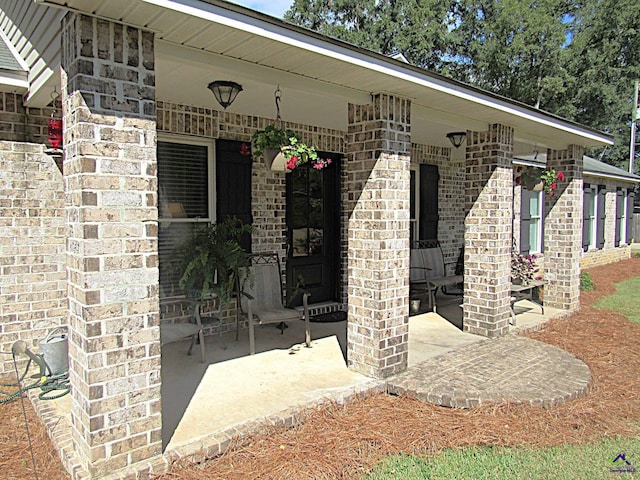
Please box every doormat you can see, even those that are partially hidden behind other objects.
[310,311,347,323]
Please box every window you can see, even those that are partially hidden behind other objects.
[520,189,543,254]
[158,137,214,298]
[616,188,627,247]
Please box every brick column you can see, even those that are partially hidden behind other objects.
[463,124,514,338]
[61,13,160,477]
[346,94,411,378]
[544,146,584,311]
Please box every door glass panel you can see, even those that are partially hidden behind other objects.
[291,166,324,257]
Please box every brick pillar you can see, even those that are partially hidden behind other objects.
[544,146,584,311]
[346,94,411,378]
[463,124,514,338]
[61,13,160,477]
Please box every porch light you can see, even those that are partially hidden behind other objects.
[207,80,243,109]
[446,131,466,149]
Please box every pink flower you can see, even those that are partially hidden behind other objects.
[556,172,565,181]
[550,182,557,190]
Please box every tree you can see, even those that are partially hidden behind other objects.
[285,0,458,71]
[453,0,575,111]
[285,0,640,169]
[562,0,640,167]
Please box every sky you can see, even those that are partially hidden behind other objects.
[229,0,292,18]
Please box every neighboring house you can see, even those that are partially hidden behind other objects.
[0,0,629,477]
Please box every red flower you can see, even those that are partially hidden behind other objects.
[286,156,298,171]
[550,182,557,190]
[556,171,565,181]
[239,143,251,156]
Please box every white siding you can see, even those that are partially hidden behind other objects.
[0,0,63,106]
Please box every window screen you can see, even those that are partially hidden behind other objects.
[158,140,211,298]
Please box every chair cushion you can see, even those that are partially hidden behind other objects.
[160,323,200,346]
[427,274,464,288]
[253,307,301,324]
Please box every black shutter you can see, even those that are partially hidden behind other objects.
[419,164,439,241]
[615,188,624,247]
[627,189,636,244]
[216,139,253,252]
[596,185,606,249]
[583,184,592,251]
[520,188,531,255]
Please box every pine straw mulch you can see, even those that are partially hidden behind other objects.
[1,258,639,480]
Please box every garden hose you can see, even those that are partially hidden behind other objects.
[0,341,70,404]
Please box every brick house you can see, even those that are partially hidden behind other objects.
[0,0,636,477]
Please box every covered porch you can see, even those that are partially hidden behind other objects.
[0,0,612,477]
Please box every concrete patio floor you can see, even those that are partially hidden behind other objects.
[160,294,564,455]
[37,293,575,477]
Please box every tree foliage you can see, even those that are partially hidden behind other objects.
[284,0,640,168]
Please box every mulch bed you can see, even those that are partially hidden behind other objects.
[2,258,639,480]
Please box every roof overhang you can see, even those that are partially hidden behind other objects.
[34,0,613,151]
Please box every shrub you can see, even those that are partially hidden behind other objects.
[580,271,595,291]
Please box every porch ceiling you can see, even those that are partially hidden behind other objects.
[36,0,613,153]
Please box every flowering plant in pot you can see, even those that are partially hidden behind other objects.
[511,249,540,285]
[515,166,565,196]
[251,125,332,172]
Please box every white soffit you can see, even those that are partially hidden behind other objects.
[36,0,612,148]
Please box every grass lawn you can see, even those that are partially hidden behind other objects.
[594,276,640,324]
[367,438,640,479]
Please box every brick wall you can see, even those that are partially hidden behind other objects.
[411,144,463,268]
[0,141,66,374]
[156,100,347,310]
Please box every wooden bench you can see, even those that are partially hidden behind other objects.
[410,240,463,312]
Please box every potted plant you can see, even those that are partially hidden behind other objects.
[251,125,332,172]
[177,217,254,307]
[511,248,540,285]
[515,166,565,196]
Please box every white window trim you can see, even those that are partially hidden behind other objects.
[529,190,543,254]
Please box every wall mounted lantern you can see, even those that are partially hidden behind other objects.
[446,131,466,149]
[207,80,243,109]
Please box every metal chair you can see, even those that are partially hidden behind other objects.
[238,252,311,355]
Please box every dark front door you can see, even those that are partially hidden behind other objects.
[286,153,341,306]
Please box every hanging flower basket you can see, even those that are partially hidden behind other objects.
[515,166,565,196]
[252,126,332,172]
[264,147,288,172]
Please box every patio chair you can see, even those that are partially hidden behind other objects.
[159,304,205,363]
[238,252,311,355]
